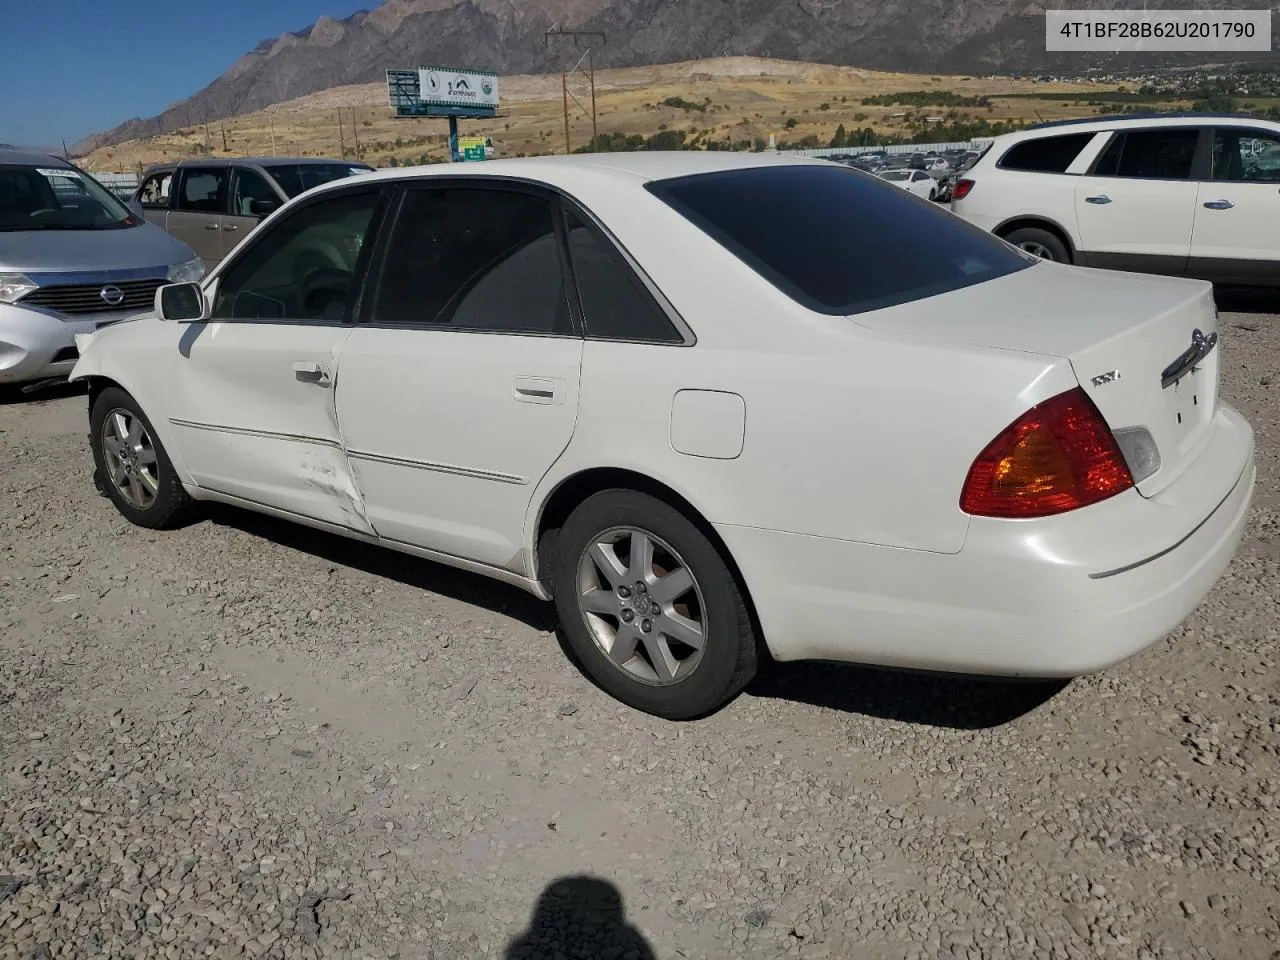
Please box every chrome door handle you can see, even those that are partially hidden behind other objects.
[223,224,238,232]
[292,361,331,384]
[1085,195,1112,204]
[1202,199,1234,210]
[204,222,220,230]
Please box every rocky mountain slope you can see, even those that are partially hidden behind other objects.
[78,0,1276,152]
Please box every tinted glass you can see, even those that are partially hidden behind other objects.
[229,168,279,216]
[647,164,1032,316]
[0,164,134,231]
[372,187,570,335]
[565,210,680,342]
[212,190,379,323]
[269,164,374,198]
[177,168,227,213]
[1211,128,1280,182]
[999,132,1095,173]
[1091,129,1199,180]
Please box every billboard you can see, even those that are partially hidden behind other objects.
[386,67,499,118]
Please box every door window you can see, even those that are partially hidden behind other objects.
[998,132,1096,173]
[1091,129,1200,180]
[138,171,173,208]
[229,168,279,216]
[371,187,572,335]
[565,210,681,343]
[176,167,228,213]
[1209,128,1280,182]
[211,190,381,323]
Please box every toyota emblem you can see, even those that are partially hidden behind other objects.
[99,285,125,307]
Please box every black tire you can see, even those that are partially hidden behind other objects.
[89,386,197,530]
[552,489,757,720]
[1004,226,1072,264]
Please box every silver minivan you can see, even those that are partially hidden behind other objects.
[1,150,202,387]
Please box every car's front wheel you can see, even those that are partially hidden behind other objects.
[552,490,758,719]
[89,386,197,529]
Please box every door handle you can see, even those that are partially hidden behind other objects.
[223,224,238,232]
[292,361,331,385]
[513,377,562,404]
[1202,199,1234,210]
[1085,195,1112,204]
[204,222,220,230]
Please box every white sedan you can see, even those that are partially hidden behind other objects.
[71,153,1255,719]
[878,167,939,199]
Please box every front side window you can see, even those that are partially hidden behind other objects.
[0,164,135,231]
[212,190,380,323]
[371,187,571,335]
[648,164,1032,316]
[176,168,228,213]
[565,210,680,342]
[999,132,1096,174]
[139,171,173,208]
[1210,128,1280,182]
[1091,129,1200,180]
[268,164,375,199]
[229,168,280,217]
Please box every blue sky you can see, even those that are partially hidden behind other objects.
[0,0,370,148]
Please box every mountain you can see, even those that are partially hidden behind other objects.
[76,0,1278,153]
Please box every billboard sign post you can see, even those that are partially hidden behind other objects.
[386,66,501,162]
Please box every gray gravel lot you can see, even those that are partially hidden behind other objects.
[2,298,1278,960]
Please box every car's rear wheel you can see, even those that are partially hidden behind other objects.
[1004,226,1071,263]
[552,490,757,719]
[90,386,197,530]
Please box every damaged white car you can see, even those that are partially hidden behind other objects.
[71,154,1255,719]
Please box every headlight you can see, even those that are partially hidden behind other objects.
[167,258,205,284]
[0,273,37,304]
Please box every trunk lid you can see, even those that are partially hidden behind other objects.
[853,261,1220,497]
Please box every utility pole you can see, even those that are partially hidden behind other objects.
[221,122,228,151]
[269,117,278,156]
[351,107,361,159]
[338,109,346,158]
[61,139,69,160]
[545,27,606,154]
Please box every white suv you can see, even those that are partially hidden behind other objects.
[951,114,1280,286]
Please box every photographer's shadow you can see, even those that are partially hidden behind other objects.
[505,875,655,960]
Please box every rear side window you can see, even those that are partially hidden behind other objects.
[647,164,1032,316]
[565,210,680,342]
[372,187,571,335]
[998,132,1095,173]
[1091,129,1200,180]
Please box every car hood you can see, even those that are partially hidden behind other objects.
[0,221,195,274]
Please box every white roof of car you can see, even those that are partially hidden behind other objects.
[985,113,1280,149]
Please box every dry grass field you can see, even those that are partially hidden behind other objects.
[80,56,1139,172]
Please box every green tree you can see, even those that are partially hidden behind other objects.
[830,124,848,148]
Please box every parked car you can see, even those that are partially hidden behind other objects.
[135,157,373,270]
[950,113,1280,284]
[878,168,939,200]
[72,153,1254,719]
[0,149,201,387]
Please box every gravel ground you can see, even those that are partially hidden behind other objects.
[2,298,1278,960]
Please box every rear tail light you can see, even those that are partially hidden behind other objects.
[960,387,1134,519]
[951,178,975,201]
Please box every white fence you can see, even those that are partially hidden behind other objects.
[775,140,993,158]
[93,172,140,199]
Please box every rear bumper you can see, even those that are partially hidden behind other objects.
[718,403,1255,676]
[0,303,134,384]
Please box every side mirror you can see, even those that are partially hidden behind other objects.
[249,198,280,217]
[155,282,206,322]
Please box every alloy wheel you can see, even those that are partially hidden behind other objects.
[101,408,160,510]
[575,526,708,686]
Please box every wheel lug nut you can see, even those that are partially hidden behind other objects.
[621,609,634,623]
[617,586,631,599]
[640,619,652,633]
[635,581,646,594]
[650,602,661,615]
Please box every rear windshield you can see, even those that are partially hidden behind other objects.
[0,163,135,232]
[267,163,373,198]
[646,164,1032,316]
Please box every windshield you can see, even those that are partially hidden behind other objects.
[0,164,136,231]
[267,163,374,199]
[647,163,1033,316]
